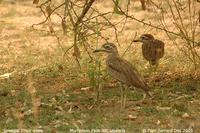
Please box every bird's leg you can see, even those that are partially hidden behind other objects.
[119,83,126,109]
[151,64,157,73]
[143,93,147,100]
[155,61,159,71]
[123,86,127,109]
[147,62,153,73]
[152,60,159,72]
[91,84,103,109]
[96,84,102,103]
[120,83,123,109]
[149,60,158,73]
[147,64,154,76]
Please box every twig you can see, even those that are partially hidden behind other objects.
[111,0,199,45]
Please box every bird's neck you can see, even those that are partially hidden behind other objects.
[146,39,154,43]
[107,52,119,58]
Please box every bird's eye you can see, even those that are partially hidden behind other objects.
[104,45,111,49]
[141,36,148,40]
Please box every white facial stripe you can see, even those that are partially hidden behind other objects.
[141,34,153,40]
[104,44,112,49]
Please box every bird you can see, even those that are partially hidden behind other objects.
[93,42,152,109]
[134,34,165,69]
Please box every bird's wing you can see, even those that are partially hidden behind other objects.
[142,40,165,62]
[154,40,165,59]
[142,42,158,62]
[106,56,149,91]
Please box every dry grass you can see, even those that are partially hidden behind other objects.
[0,0,200,132]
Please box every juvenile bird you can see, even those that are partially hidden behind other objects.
[134,34,165,68]
[93,43,151,108]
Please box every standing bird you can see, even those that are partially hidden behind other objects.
[134,34,165,69]
[93,43,151,109]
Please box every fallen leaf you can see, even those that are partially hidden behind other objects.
[24,109,32,116]
[33,0,39,4]
[182,113,190,118]
[0,72,13,79]
[61,19,67,34]
[124,115,137,121]
[46,5,52,16]
[128,115,137,119]
[80,87,91,91]
[156,106,171,111]
[157,120,161,125]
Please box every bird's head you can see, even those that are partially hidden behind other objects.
[134,34,154,43]
[93,43,118,55]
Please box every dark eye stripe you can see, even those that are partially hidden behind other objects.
[141,36,148,39]
[141,34,154,40]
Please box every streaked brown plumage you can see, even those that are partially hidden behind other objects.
[93,43,151,97]
[134,34,165,66]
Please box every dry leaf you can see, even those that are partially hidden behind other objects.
[0,72,13,79]
[55,106,64,111]
[73,45,81,59]
[51,129,58,133]
[182,113,190,118]
[10,90,16,96]
[124,115,137,121]
[156,106,171,111]
[48,25,54,33]
[46,5,52,16]
[80,87,91,91]
[157,120,161,125]
[113,0,123,15]
[199,10,200,23]
[50,97,57,104]
[68,105,73,113]
[61,19,67,34]
[24,109,32,116]
[128,115,137,119]
[46,5,54,34]
[33,0,39,4]
[140,0,146,10]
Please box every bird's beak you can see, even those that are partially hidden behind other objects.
[133,39,142,42]
[93,48,107,53]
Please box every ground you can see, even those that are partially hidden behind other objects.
[0,0,200,133]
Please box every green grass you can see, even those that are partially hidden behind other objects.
[0,72,200,132]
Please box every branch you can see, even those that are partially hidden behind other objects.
[32,2,65,27]
[111,0,198,45]
[74,0,96,27]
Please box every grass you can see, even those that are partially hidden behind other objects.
[0,71,199,132]
[0,0,200,133]
[2,8,16,18]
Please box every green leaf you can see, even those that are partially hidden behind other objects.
[113,0,123,15]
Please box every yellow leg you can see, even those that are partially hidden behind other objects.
[154,60,159,72]
[123,87,127,108]
[143,93,147,100]
[149,60,159,72]
[120,84,123,110]
[120,84,127,110]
